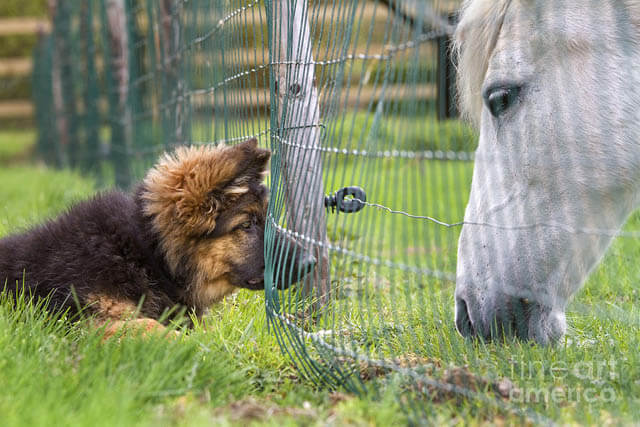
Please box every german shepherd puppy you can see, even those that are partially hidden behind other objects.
[0,139,314,335]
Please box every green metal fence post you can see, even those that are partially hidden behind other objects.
[101,0,133,188]
[32,31,58,167]
[159,0,189,147]
[49,0,70,167]
[436,12,458,120]
[55,0,81,168]
[80,0,102,173]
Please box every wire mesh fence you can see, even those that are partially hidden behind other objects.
[31,0,640,424]
[29,0,521,422]
[33,0,470,185]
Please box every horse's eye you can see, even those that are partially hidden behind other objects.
[484,85,522,118]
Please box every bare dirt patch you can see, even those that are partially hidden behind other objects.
[329,355,520,404]
[214,398,317,422]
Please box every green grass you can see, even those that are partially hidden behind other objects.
[325,111,477,153]
[0,164,409,426]
[0,75,31,101]
[0,0,48,17]
[274,155,639,424]
[293,254,640,424]
[190,112,476,157]
[0,128,36,164]
[1,147,638,425]
[0,33,39,58]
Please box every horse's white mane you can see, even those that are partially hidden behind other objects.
[453,0,512,124]
[453,0,640,125]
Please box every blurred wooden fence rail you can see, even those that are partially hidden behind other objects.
[0,17,50,123]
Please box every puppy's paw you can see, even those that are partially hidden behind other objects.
[101,318,180,341]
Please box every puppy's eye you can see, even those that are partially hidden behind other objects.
[484,85,522,118]
[239,221,252,230]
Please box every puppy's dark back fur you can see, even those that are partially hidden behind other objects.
[0,190,179,318]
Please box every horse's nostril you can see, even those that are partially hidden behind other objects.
[511,297,533,339]
[455,297,475,337]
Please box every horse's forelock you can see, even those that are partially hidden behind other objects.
[454,0,513,126]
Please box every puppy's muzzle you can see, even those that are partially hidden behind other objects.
[272,230,316,290]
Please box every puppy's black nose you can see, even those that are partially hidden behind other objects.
[299,252,316,276]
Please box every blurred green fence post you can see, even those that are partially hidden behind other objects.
[32,31,58,166]
[80,0,102,173]
[57,0,81,167]
[126,0,148,155]
[49,0,70,167]
[159,0,189,147]
[436,12,458,120]
[101,0,133,188]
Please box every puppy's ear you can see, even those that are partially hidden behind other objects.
[228,138,271,181]
[141,145,226,236]
[217,138,270,203]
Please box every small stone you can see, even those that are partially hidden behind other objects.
[495,377,520,399]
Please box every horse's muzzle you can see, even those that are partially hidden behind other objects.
[455,293,564,345]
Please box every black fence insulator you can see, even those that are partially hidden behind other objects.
[324,186,367,214]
